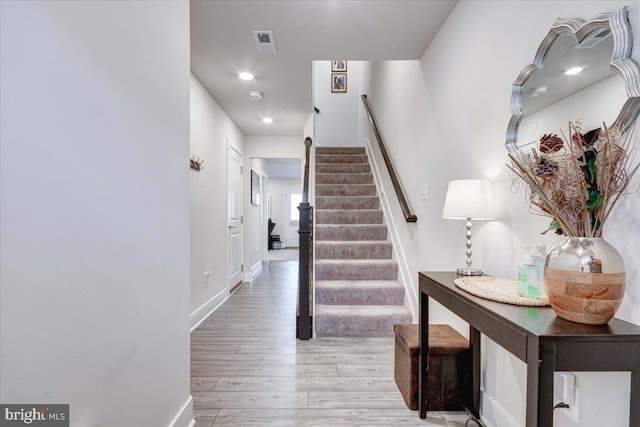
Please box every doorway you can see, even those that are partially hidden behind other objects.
[260,158,302,256]
[284,188,302,248]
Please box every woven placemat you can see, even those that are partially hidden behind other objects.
[454,276,550,307]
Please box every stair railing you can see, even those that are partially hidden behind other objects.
[361,95,417,222]
[297,136,313,340]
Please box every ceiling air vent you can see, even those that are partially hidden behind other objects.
[252,31,277,54]
[574,28,611,49]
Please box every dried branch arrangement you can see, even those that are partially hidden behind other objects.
[508,119,640,237]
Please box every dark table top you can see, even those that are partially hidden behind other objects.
[420,271,640,343]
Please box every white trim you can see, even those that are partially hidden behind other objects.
[480,391,519,427]
[364,139,418,321]
[261,174,269,262]
[283,187,303,248]
[226,142,244,293]
[190,288,229,332]
[309,142,317,338]
[168,395,194,427]
[244,260,262,282]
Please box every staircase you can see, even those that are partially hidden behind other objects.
[314,146,412,336]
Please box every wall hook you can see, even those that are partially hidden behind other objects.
[190,155,204,171]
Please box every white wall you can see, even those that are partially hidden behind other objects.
[242,136,305,279]
[268,178,303,239]
[313,61,364,147]
[303,113,316,202]
[363,2,640,426]
[304,113,314,142]
[0,2,192,426]
[190,74,245,326]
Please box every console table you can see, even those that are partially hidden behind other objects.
[419,271,640,427]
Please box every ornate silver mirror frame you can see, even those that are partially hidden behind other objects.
[506,7,640,150]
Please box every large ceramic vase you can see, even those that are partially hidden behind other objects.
[544,237,625,325]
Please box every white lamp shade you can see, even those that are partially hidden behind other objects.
[442,179,495,220]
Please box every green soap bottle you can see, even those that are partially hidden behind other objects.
[532,243,547,299]
[518,246,538,299]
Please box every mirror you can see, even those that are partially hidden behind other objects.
[506,7,640,150]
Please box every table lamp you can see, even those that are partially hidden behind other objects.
[442,179,495,276]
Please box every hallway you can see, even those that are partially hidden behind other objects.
[191,259,468,426]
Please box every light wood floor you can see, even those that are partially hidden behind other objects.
[191,259,470,426]
[267,248,299,261]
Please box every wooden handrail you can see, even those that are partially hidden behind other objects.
[361,95,417,222]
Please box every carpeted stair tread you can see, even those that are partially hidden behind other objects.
[316,280,404,305]
[316,163,370,174]
[316,154,368,164]
[315,224,387,241]
[316,173,373,185]
[316,196,379,210]
[316,147,365,155]
[316,184,376,197]
[315,241,393,259]
[315,304,412,337]
[315,209,383,225]
[315,259,398,281]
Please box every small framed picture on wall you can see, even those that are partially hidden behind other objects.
[332,60,347,72]
[251,169,260,205]
[331,73,347,93]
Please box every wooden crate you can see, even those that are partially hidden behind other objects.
[394,323,470,410]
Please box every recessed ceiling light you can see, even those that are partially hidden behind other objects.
[564,67,584,76]
[238,72,254,81]
[262,117,273,124]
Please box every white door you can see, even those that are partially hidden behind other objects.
[284,188,302,248]
[228,145,243,289]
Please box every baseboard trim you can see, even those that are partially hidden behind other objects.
[243,260,262,282]
[480,390,519,427]
[190,288,228,332]
[168,395,194,427]
[364,140,418,321]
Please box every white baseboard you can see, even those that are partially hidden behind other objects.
[190,288,228,332]
[168,395,194,427]
[364,140,418,321]
[243,260,262,282]
[480,390,519,427]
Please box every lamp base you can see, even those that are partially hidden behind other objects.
[457,267,483,276]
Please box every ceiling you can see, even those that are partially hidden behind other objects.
[190,0,458,136]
